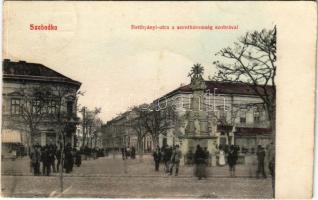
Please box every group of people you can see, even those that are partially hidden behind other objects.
[152,145,182,176]
[121,146,136,160]
[80,146,107,160]
[152,143,275,181]
[29,143,81,176]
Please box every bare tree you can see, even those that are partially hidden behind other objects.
[80,107,101,148]
[142,102,178,148]
[211,27,276,142]
[129,105,149,160]
[18,85,52,149]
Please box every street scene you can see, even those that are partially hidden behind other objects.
[2,3,276,198]
[2,154,273,198]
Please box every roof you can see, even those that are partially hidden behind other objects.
[159,81,274,100]
[3,59,81,88]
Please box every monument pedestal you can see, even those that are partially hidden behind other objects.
[179,135,218,165]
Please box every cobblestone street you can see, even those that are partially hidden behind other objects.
[2,155,273,198]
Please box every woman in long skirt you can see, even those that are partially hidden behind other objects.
[218,149,226,166]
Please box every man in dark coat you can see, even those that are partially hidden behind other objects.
[75,148,82,167]
[163,146,172,173]
[47,146,55,175]
[41,146,52,176]
[64,144,73,173]
[153,146,161,171]
[227,145,238,177]
[194,145,206,180]
[169,145,182,176]
[40,146,47,175]
[121,147,126,160]
[30,145,41,176]
[131,146,136,159]
[47,145,56,173]
[256,145,267,178]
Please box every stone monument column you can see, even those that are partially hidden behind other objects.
[179,64,218,164]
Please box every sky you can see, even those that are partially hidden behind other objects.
[3,2,275,122]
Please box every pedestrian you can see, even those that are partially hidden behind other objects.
[153,146,161,171]
[245,150,257,178]
[169,145,182,176]
[203,147,211,167]
[125,147,130,159]
[218,148,226,166]
[186,149,194,165]
[56,148,61,172]
[64,143,73,173]
[88,147,92,160]
[84,146,89,160]
[163,146,172,173]
[30,145,41,176]
[121,146,126,160]
[75,148,82,167]
[131,146,136,159]
[48,145,56,173]
[256,145,267,179]
[194,145,206,180]
[93,148,97,159]
[40,146,47,175]
[267,142,275,197]
[29,147,34,173]
[227,145,238,177]
[47,146,55,175]
[41,146,51,176]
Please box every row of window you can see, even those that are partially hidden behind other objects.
[9,98,73,115]
[216,108,262,125]
[239,109,261,124]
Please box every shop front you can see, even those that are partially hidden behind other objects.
[1,129,24,159]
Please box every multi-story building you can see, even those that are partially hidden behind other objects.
[156,81,273,153]
[102,80,273,155]
[2,59,81,156]
[101,110,153,152]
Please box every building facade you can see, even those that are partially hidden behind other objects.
[156,81,273,153]
[102,80,273,156]
[2,59,81,156]
[101,110,154,153]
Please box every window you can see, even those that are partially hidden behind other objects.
[32,100,41,114]
[240,109,247,124]
[11,99,21,115]
[67,101,73,117]
[48,100,57,115]
[254,109,260,123]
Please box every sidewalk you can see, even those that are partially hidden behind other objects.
[2,154,271,178]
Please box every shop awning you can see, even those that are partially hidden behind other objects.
[2,129,22,143]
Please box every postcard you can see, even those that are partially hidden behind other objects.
[1,1,316,199]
